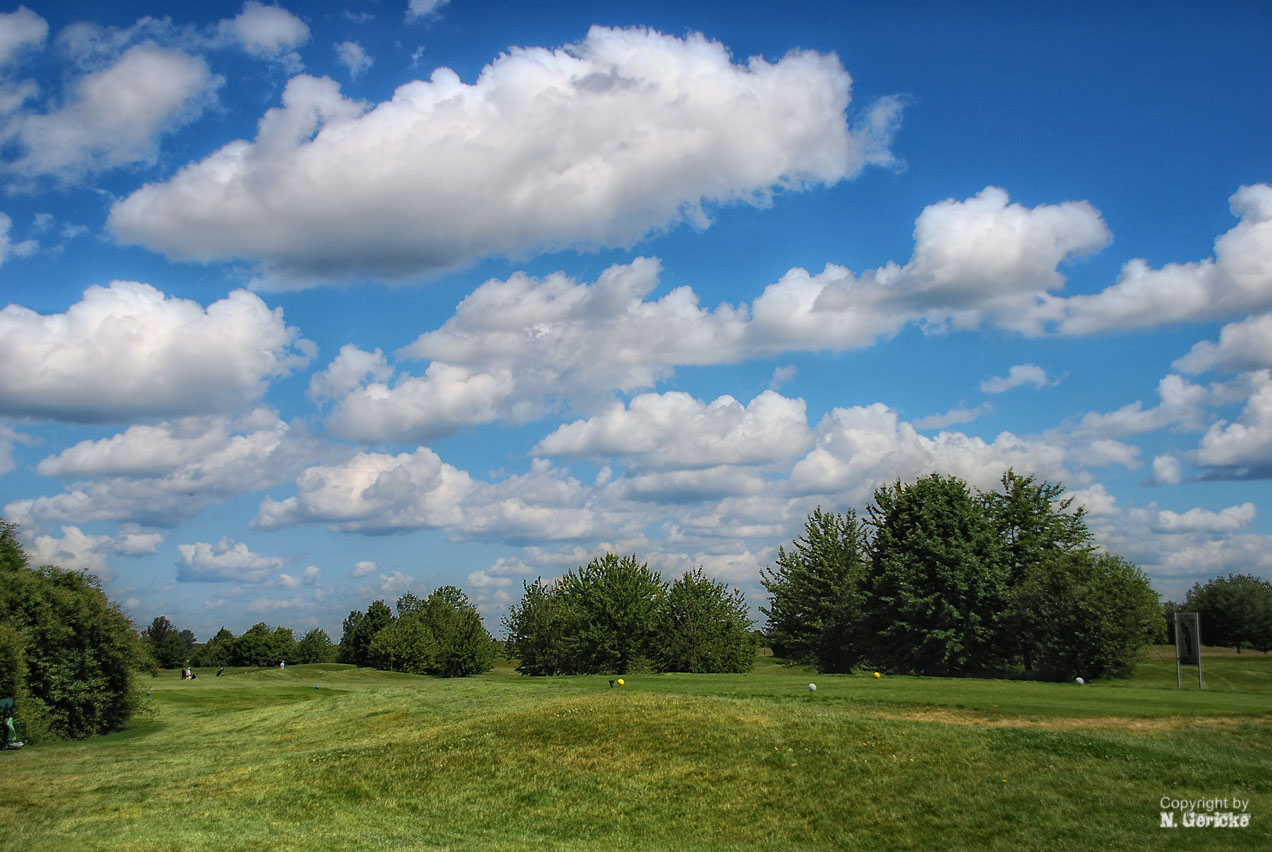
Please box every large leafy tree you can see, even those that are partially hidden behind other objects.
[982,470,1094,669]
[659,569,754,673]
[142,616,191,668]
[865,474,1009,675]
[504,579,565,676]
[191,627,235,667]
[0,519,149,739]
[761,507,866,672]
[1013,552,1162,680]
[294,628,339,663]
[555,554,664,675]
[419,586,497,677]
[1185,574,1272,652]
[338,600,394,667]
[367,615,437,674]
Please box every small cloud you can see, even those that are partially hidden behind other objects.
[1152,454,1183,485]
[769,365,798,391]
[351,560,378,578]
[980,364,1058,394]
[913,404,991,430]
[406,0,450,22]
[335,41,372,78]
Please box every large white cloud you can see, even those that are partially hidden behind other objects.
[1050,184,1272,335]
[1174,312,1272,375]
[535,390,812,469]
[7,410,336,529]
[3,42,221,179]
[0,282,313,422]
[108,26,899,285]
[1193,370,1272,476]
[177,536,286,583]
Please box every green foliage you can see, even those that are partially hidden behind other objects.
[0,548,148,739]
[419,586,497,677]
[142,616,191,668]
[227,623,295,667]
[983,470,1095,670]
[658,569,754,673]
[1185,573,1272,652]
[761,507,866,672]
[367,615,437,674]
[294,628,338,664]
[866,474,1009,675]
[504,579,565,675]
[338,600,394,667]
[555,554,664,675]
[191,627,235,667]
[1013,552,1162,680]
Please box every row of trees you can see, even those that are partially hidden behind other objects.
[763,472,1164,681]
[1165,574,1272,652]
[504,556,755,675]
[339,586,498,677]
[189,622,338,668]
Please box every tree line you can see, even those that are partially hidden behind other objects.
[762,471,1164,681]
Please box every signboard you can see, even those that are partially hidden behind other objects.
[1175,612,1200,666]
[1174,611,1203,689]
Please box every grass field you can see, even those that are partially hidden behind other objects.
[2,647,1268,851]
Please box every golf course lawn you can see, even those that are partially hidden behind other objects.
[2,647,1268,851]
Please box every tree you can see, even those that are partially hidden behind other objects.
[659,569,754,673]
[983,470,1094,670]
[1185,574,1272,653]
[142,616,190,668]
[0,522,149,739]
[419,586,496,677]
[865,474,1009,675]
[367,615,437,674]
[294,628,338,664]
[504,579,565,676]
[555,554,664,675]
[1013,552,1162,680]
[761,507,867,672]
[338,600,394,667]
[229,623,294,667]
[191,627,235,667]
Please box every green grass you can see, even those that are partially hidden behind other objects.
[2,648,1269,851]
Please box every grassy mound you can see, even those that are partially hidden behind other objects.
[1,650,1268,851]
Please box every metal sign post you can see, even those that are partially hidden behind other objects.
[1174,611,1203,689]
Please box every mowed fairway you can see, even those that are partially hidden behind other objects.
[2,651,1269,852]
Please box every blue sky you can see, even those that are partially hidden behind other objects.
[1,1,1269,642]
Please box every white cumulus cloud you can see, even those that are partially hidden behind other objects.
[0,283,314,422]
[177,536,286,583]
[108,26,898,286]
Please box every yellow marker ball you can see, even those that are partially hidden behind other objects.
[873,672,881,678]
[617,678,624,686]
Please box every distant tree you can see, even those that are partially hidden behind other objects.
[865,474,1009,675]
[191,627,235,667]
[1161,600,1183,646]
[420,586,497,677]
[294,628,338,664]
[368,615,437,674]
[142,616,190,668]
[271,626,297,664]
[1185,574,1272,653]
[658,569,754,673]
[339,600,394,667]
[396,592,425,618]
[761,507,867,673]
[1013,552,1162,680]
[555,554,664,675]
[229,623,294,667]
[0,522,149,739]
[504,579,565,676]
